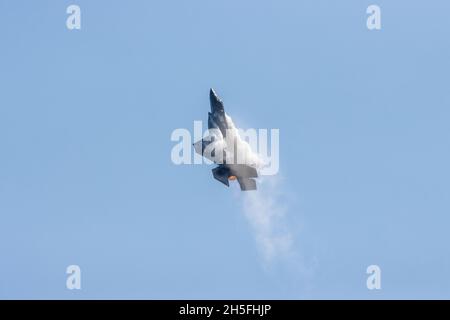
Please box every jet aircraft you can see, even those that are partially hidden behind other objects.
[193,89,258,191]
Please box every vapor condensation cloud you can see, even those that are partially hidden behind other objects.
[240,176,294,263]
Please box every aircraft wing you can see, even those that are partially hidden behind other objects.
[212,165,230,187]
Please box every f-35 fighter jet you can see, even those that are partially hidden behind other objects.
[193,89,258,191]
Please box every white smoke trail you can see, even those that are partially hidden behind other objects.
[240,175,294,264]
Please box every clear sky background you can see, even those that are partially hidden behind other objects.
[1,0,449,299]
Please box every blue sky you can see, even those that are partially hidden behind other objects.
[0,0,449,299]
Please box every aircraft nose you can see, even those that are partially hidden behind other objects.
[210,88,217,99]
[209,88,224,113]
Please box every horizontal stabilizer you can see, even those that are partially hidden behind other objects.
[212,166,230,187]
[237,178,257,191]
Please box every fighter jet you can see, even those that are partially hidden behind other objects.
[193,89,258,191]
